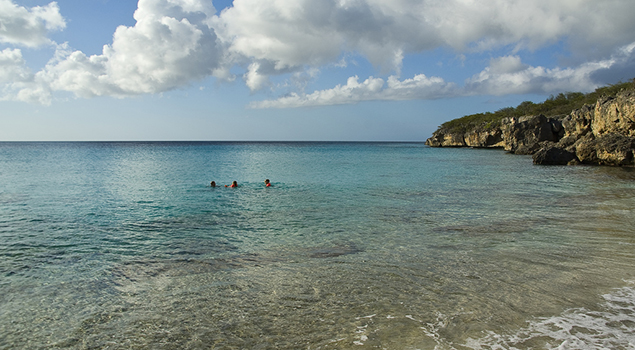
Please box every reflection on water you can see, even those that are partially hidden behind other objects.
[0,142,634,349]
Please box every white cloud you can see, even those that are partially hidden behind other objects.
[249,73,456,108]
[382,74,457,100]
[465,42,635,96]
[214,0,635,90]
[2,0,635,104]
[6,0,224,100]
[0,48,30,82]
[0,0,65,47]
[244,62,269,91]
[0,48,52,104]
[251,41,635,108]
[212,0,426,82]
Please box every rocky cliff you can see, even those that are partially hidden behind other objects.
[425,90,635,166]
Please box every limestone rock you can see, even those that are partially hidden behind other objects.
[574,133,635,166]
[592,91,635,137]
[561,104,594,139]
[501,115,562,154]
[464,127,504,148]
[425,131,465,147]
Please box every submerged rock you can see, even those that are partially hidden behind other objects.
[532,145,578,165]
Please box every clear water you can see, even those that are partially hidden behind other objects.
[0,142,634,349]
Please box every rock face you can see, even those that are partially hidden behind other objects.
[425,90,635,166]
[465,128,504,148]
[425,125,504,148]
[571,133,635,166]
[500,115,563,154]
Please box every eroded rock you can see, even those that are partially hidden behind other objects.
[501,115,563,154]
[426,89,635,166]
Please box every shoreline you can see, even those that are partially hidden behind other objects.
[426,90,635,167]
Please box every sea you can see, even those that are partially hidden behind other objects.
[0,141,634,349]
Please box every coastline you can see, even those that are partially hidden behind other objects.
[425,89,635,166]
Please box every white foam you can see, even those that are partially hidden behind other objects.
[355,314,376,320]
[464,282,635,349]
[404,312,455,348]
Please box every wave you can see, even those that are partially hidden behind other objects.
[464,281,635,349]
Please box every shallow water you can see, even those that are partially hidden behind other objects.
[0,142,634,349]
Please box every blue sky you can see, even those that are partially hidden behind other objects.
[1,0,634,141]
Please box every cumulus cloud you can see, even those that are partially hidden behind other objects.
[251,41,635,108]
[215,0,635,91]
[0,0,65,47]
[4,0,224,101]
[465,41,635,96]
[590,42,635,85]
[244,62,270,91]
[0,48,30,82]
[249,73,456,108]
[212,0,433,85]
[0,48,52,104]
[1,0,635,104]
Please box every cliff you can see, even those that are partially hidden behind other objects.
[425,89,635,166]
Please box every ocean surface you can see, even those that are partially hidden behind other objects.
[1,141,634,349]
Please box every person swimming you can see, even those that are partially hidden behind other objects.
[264,179,271,187]
[225,181,238,188]
[210,181,216,187]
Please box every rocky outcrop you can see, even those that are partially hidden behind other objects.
[464,127,504,148]
[593,95,635,137]
[425,132,467,147]
[425,125,504,148]
[570,133,635,166]
[426,90,635,166]
[500,115,564,154]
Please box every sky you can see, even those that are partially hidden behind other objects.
[1,0,634,141]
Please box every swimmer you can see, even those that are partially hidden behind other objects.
[264,179,271,187]
[210,181,216,187]
[225,181,238,188]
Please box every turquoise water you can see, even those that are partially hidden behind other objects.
[1,142,634,349]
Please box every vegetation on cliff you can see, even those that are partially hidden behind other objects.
[439,79,635,134]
